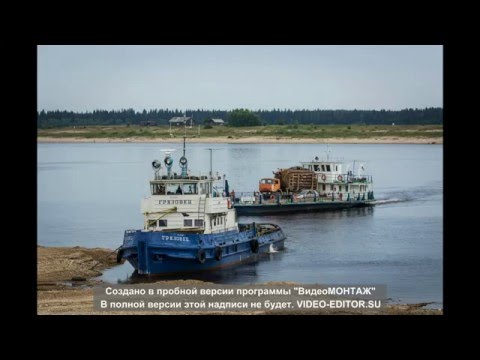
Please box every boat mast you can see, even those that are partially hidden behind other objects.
[206,148,220,195]
[207,148,213,195]
[183,135,186,157]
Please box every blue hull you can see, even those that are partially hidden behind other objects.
[118,225,286,275]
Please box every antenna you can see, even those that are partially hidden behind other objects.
[179,136,188,177]
[206,148,221,195]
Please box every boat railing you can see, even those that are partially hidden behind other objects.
[320,173,373,184]
[234,191,375,204]
[345,174,373,183]
[210,226,238,234]
[256,223,281,235]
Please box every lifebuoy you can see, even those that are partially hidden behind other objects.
[250,238,259,253]
[337,175,343,181]
[196,249,206,264]
[320,174,326,181]
[214,246,222,261]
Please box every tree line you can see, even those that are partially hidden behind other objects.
[37,107,442,128]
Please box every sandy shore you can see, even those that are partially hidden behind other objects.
[37,245,119,288]
[37,136,442,144]
[37,246,442,315]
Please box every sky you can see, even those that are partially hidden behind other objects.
[37,45,442,111]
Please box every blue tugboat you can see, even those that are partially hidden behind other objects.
[117,139,286,275]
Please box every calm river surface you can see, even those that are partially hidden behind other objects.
[38,142,442,305]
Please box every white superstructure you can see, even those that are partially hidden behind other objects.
[141,143,237,234]
[300,156,374,201]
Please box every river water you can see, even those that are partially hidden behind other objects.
[38,142,442,305]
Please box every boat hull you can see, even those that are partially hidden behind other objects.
[119,226,285,275]
[234,200,373,216]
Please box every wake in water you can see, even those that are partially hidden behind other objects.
[266,243,279,254]
[370,198,403,205]
[374,183,443,205]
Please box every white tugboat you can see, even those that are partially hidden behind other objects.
[117,138,286,275]
[234,151,374,216]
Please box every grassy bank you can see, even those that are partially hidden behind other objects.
[38,124,443,141]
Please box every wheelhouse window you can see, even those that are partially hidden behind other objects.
[167,184,181,195]
[326,165,331,172]
[158,220,167,227]
[183,183,197,194]
[321,165,325,171]
[184,219,192,226]
[314,165,319,171]
[166,183,198,195]
[194,219,204,227]
[151,183,166,195]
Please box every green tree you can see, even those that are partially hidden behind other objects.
[228,109,261,127]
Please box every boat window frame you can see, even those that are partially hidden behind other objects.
[151,183,166,195]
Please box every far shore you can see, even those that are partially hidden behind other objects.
[37,136,442,144]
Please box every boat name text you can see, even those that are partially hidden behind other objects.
[158,200,193,205]
[162,235,190,242]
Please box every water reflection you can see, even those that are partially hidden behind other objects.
[100,251,286,285]
[243,206,374,224]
